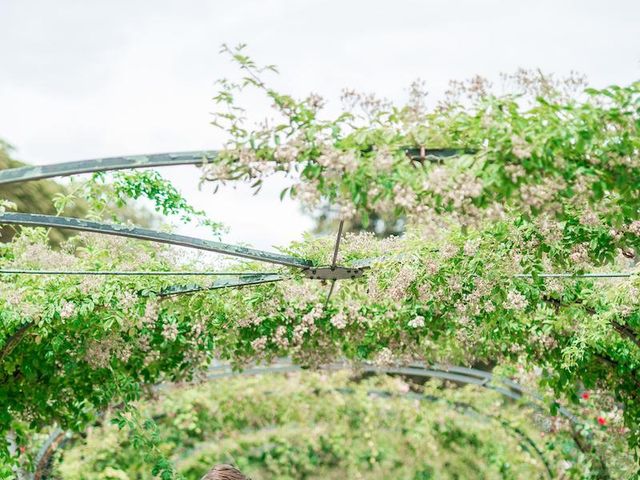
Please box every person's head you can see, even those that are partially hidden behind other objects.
[200,464,249,480]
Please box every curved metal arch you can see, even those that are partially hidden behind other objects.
[0,148,469,186]
[201,363,560,477]
[0,213,311,268]
[0,274,286,363]
[33,382,552,480]
[205,360,580,424]
[0,269,280,276]
[158,273,285,296]
[351,255,634,280]
[0,150,217,185]
[410,363,580,422]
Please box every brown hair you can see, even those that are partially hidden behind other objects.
[200,464,249,480]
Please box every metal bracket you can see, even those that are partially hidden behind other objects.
[303,266,365,281]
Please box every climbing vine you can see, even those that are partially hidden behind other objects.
[0,45,638,478]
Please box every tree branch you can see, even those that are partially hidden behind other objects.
[0,323,32,363]
[540,295,640,350]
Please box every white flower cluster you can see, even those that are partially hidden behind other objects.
[511,135,533,159]
[162,322,179,342]
[579,210,600,227]
[330,312,348,329]
[374,347,394,366]
[569,244,590,265]
[251,336,268,352]
[503,290,528,311]
[388,266,417,301]
[274,326,289,348]
[317,147,359,173]
[293,303,324,345]
[520,177,566,213]
[408,315,425,328]
[273,144,300,164]
[504,164,526,183]
[59,301,75,319]
[373,146,396,172]
[628,220,640,236]
[141,302,158,327]
[463,239,480,257]
[305,93,325,112]
[85,347,109,369]
[393,184,417,210]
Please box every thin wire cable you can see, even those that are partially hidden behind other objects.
[159,275,285,297]
[0,270,632,279]
[514,273,633,279]
[0,269,279,276]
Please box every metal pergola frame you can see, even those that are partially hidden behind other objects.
[204,359,579,423]
[0,148,470,186]
[0,150,634,355]
[2,149,614,479]
[0,150,633,294]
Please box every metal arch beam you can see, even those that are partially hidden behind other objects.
[158,273,285,297]
[204,360,580,424]
[0,274,286,362]
[405,147,475,162]
[0,269,280,276]
[428,364,581,422]
[0,213,312,268]
[0,148,469,186]
[200,360,587,475]
[0,150,217,186]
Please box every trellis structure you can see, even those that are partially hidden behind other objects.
[0,150,631,295]
[0,149,631,478]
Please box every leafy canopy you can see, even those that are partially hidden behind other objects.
[0,45,639,478]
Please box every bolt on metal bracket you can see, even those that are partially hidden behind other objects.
[303,266,365,281]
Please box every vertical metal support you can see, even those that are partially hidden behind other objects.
[331,220,345,269]
[325,219,345,306]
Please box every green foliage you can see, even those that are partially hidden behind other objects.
[111,409,185,480]
[0,46,639,478]
[105,171,226,236]
[53,372,614,479]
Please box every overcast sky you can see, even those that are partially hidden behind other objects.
[1,0,638,250]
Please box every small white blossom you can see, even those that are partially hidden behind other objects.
[375,347,394,366]
[504,290,528,311]
[628,220,640,236]
[393,184,417,209]
[579,211,599,227]
[141,302,159,326]
[408,315,425,328]
[569,244,589,264]
[511,135,532,159]
[59,301,75,319]
[162,322,179,342]
[251,336,268,352]
[274,326,289,348]
[330,312,348,329]
[463,239,480,256]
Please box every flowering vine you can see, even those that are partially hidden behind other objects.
[0,45,638,478]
